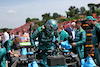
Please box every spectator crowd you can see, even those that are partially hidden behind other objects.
[0,15,100,67]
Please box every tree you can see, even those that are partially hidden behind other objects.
[70,9,75,17]
[31,18,39,21]
[35,21,45,26]
[85,10,92,16]
[42,13,51,21]
[66,9,75,18]
[80,7,86,14]
[53,13,58,19]
[88,3,95,8]
[95,3,100,10]
[26,17,31,23]
[49,16,54,19]
[88,3,95,13]
[75,8,79,14]
[95,9,100,16]
[66,11,70,18]
[53,13,61,19]
[0,28,12,33]
[69,6,76,11]
[26,18,39,23]
[66,6,76,18]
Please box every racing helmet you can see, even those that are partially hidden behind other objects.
[44,19,58,36]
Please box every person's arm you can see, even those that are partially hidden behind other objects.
[7,40,12,53]
[11,42,19,57]
[75,30,86,46]
[9,50,14,55]
[9,49,19,57]
[7,40,18,57]
[12,49,14,53]
[8,46,15,56]
[65,32,69,40]
[95,23,100,32]
[30,29,39,46]
[55,30,60,42]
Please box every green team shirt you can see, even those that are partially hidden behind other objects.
[74,27,86,46]
[30,27,60,50]
[0,47,6,67]
[73,27,86,59]
[60,30,69,41]
[3,39,12,53]
[92,23,100,46]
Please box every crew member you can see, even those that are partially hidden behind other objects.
[30,19,60,61]
[58,26,69,42]
[71,20,86,59]
[90,16,100,66]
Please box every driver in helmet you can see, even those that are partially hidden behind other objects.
[30,19,60,61]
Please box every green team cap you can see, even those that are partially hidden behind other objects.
[85,16,96,21]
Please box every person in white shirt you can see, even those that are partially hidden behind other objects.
[70,22,76,39]
[0,35,2,44]
[0,35,1,41]
[2,28,9,44]
[10,33,15,40]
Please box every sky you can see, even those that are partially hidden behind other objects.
[0,0,100,29]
